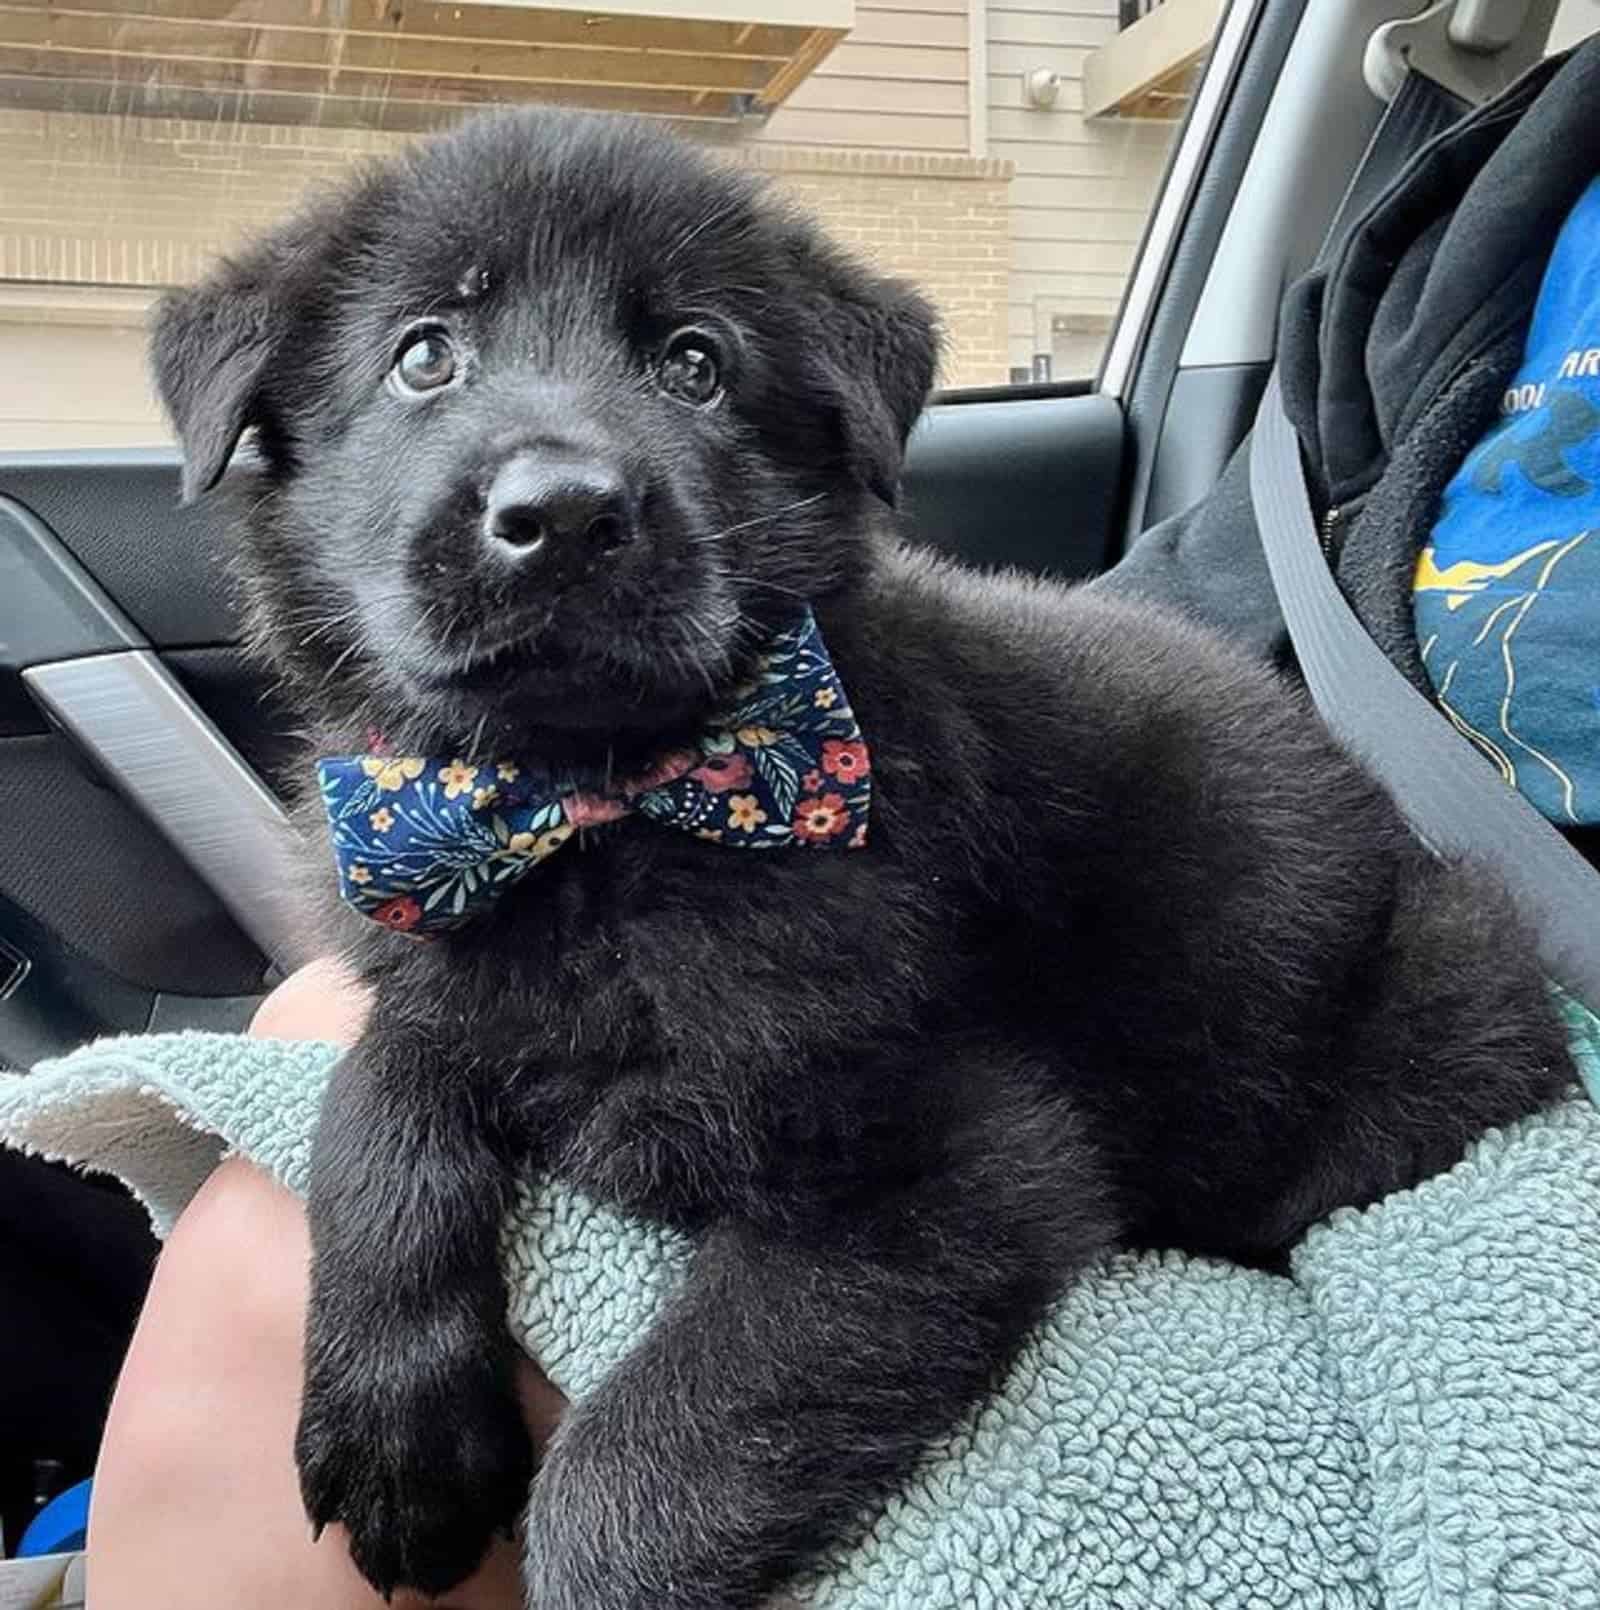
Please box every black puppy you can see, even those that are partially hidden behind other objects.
[151,110,1572,1609]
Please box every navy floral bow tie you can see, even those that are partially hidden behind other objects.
[316,609,870,935]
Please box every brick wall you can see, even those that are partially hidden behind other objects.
[0,109,1012,448]
[0,109,400,289]
[736,148,1013,389]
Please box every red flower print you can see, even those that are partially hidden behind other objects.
[692,752,753,794]
[821,739,870,784]
[563,792,629,828]
[372,895,423,932]
[803,769,823,793]
[792,792,851,843]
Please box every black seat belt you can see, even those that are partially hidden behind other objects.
[1319,69,1468,264]
[1249,70,1600,1003]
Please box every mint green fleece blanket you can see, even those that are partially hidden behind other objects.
[5,1004,1600,1608]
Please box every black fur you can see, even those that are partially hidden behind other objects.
[151,110,1573,1608]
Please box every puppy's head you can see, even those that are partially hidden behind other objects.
[151,110,938,758]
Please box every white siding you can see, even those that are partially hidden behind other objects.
[987,0,1181,377]
[0,313,160,450]
[756,0,971,152]
[752,0,1193,378]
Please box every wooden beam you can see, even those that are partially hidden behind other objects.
[0,14,780,95]
[0,50,752,118]
[461,0,854,28]
[0,64,747,127]
[0,0,853,130]
[755,25,841,107]
[1081,0,1220,121]
[0,0,807,62]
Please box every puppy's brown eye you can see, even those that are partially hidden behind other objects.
[658,330,721,407]
[393,328,457,394]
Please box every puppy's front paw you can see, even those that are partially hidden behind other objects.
[295,1327,533,1598]
[523,1402,765,1610]
[522,1416,646,1610]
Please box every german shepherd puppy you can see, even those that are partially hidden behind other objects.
[151,109,1571,1609]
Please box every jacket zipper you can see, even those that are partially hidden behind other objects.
[1319,503,1352,564]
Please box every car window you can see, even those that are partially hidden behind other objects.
[0,0,1222,451]
[1550,0,1600,52]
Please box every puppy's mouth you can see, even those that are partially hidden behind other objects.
[383,622,710,756]
[442,633,575,690]
[393,616,675,737]
[392,608,583,694]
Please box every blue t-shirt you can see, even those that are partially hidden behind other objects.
[1414,175,1600,825]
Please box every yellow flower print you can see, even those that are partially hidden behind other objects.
[369,807,394,833]
[438,759,479,800]
[813,686,838,710]
[496,761,520,783]
[348,864,372,885]
[360,756,425,791]
[726,794,768,833]
[471,785,499,811]
[506,823,575,859]
[734,725,780,748]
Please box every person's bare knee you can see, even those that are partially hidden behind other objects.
[89,1154,536,1609]
[87,1160,329,1605]
[162,1156,312,1318]
[103,1159,311,1457]
[88,951,557,1608]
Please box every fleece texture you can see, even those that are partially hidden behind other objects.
[4,1008,1599,1608]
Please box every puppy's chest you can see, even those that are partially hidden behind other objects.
[462,827,942,1070]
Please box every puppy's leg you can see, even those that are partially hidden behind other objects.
[295,1027,534,1599]
[525,1095,1114,1610]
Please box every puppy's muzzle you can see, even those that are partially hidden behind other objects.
[482,451,637,581]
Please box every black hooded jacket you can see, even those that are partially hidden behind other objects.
[1098,36,1600,857]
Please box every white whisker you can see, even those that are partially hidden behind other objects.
[689,493,826,547]
[317,638,364,692]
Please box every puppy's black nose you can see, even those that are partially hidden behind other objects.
[482,454,634,563]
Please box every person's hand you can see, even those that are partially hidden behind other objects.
[87,958,568,1609]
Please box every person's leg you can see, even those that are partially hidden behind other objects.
[87,1156,563,1610]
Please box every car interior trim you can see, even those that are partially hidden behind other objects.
[0,496,145,666]
[21,650,311,973]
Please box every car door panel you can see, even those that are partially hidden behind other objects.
[0,730,265,996]
[0,453,236,647]
[0,480,288,1065]
[902,393,1126,578]
[1139,362,1271,530]
[0,885,156,1068]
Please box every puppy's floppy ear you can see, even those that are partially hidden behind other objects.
[150,263,278,504]
[810,258,941,508]
[150,210,326,504]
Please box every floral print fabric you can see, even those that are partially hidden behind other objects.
[316,609,871,935]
